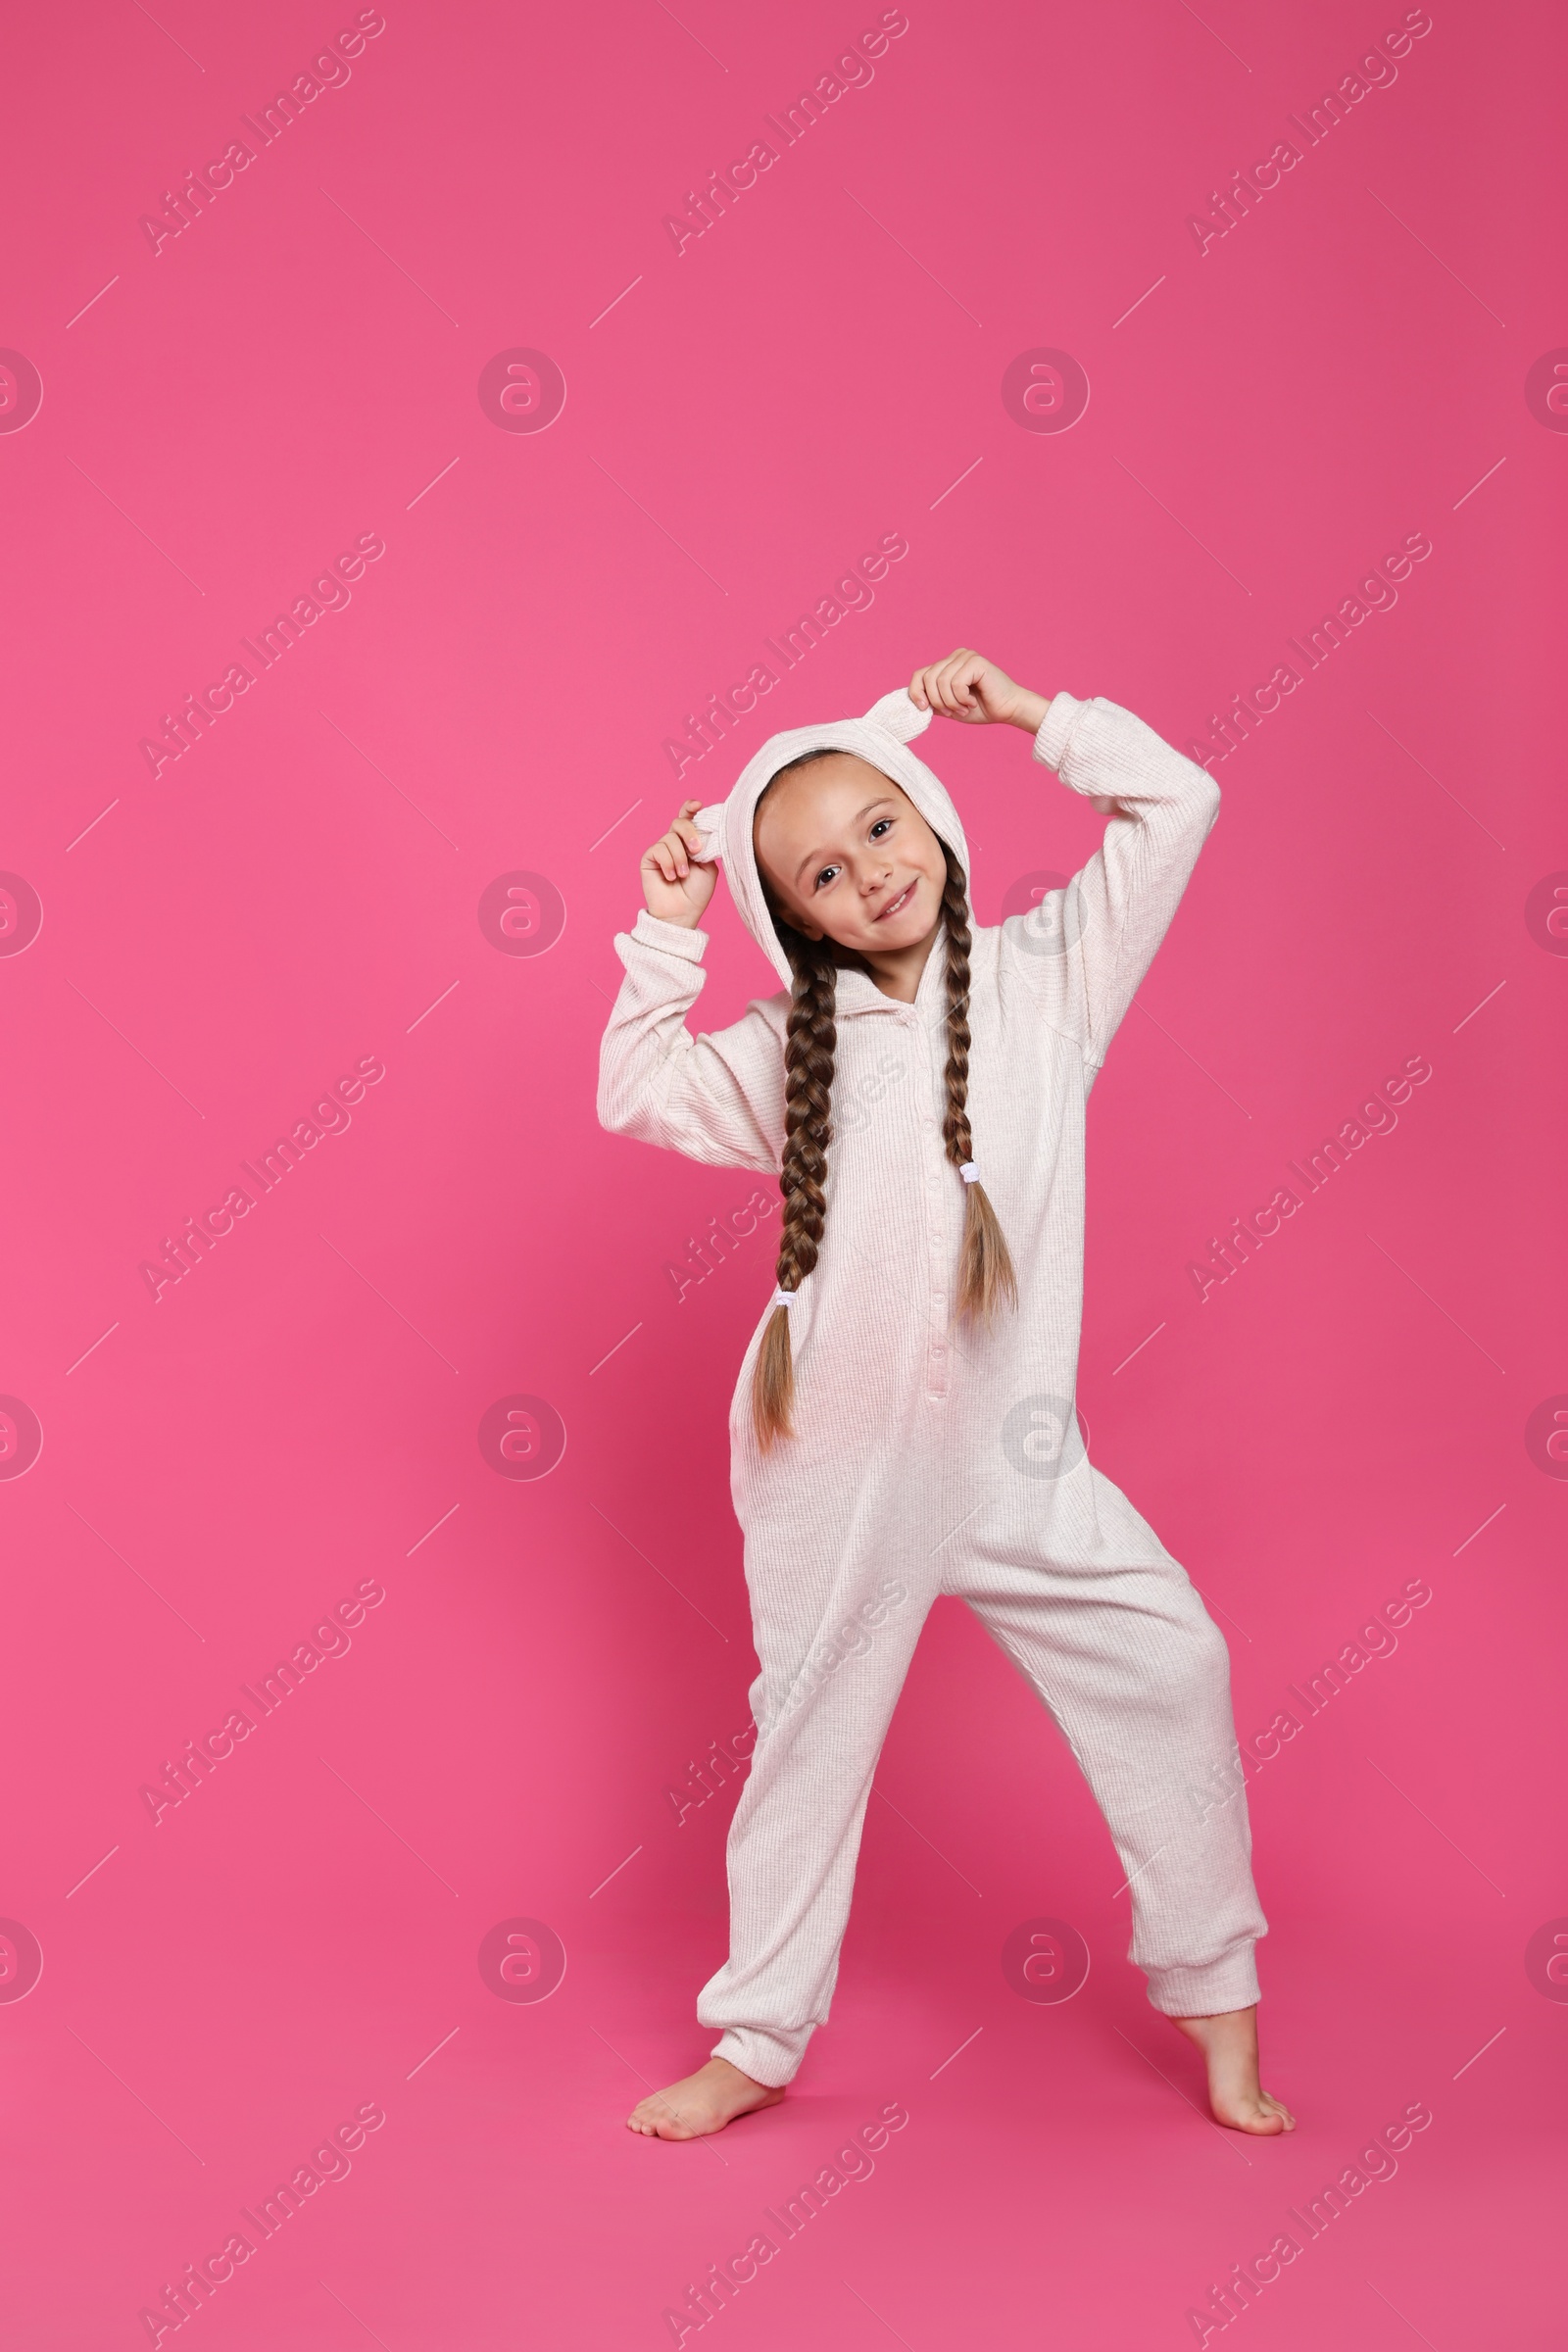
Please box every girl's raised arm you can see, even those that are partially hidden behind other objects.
[597,906,787,1175]
[1004,692,1222,1082]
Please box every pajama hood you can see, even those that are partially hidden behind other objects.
[689,688,970,989]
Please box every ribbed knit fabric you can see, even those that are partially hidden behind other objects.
[598,690,1267,2085]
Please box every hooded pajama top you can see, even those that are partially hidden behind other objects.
[598,687,1267,2085]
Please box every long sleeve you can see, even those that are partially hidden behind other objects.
[1002,691,1222,1079]
[597,907,788,1172]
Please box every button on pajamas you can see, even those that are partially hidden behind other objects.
[599,688,1268,2086]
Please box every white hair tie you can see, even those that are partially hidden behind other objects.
[769,1287,799,1308]
[960,1162,980,1184]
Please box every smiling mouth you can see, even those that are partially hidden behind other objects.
[875,880,917,922]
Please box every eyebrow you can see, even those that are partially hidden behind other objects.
[792,797,898,885]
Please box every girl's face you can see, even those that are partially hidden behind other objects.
[753,754,948,956]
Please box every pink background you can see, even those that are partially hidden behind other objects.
[1,0,1564,2343]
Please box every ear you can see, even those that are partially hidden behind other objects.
[688,803,727,864]
[862,687,933,745]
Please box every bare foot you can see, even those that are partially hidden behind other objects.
[626,2056,786,2140]
[1169,2006,1296,2134]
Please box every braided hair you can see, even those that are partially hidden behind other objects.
[752,754,1016,1449]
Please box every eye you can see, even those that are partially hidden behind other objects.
[868,817,894,840]
[812,862,842,892]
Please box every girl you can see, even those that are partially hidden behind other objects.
[598,650,1293,2140]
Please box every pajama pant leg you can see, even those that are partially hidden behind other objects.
[697,1527,931,2088]
[955,1541,1267,2015]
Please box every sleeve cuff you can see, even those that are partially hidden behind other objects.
[1032,690,1087,772]
[628,906,709,961]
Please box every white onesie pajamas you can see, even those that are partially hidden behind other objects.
[598,685,1267,2088]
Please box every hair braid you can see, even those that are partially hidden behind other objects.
[750,762,1016,1448]
[753,927,839,1450]
[940,845,1018,1323]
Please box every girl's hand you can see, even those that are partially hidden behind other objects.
[908,649,1049,733]
[640,799,718,929]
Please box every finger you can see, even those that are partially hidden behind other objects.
[942,651,979,709]
[931,652,966,712]
[673,816,704,855]
[953,652,984,705]
[907,663,930,709]
[953,656,987,713]
[931,657,966,714]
